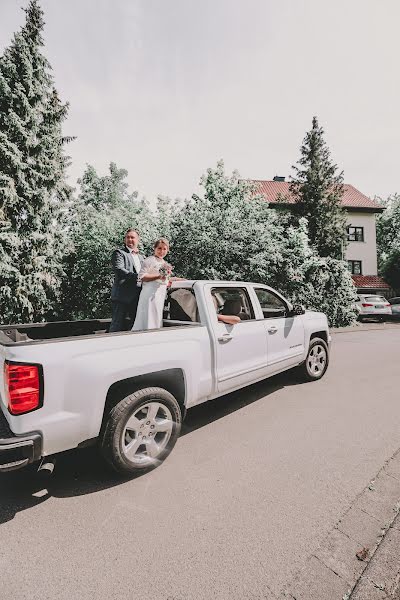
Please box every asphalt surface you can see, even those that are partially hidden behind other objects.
[1,328,400,600]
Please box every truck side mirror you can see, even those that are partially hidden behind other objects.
[291,304,306,316]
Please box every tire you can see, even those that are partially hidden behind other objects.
[101,387,182,475]
[299,337,329,382]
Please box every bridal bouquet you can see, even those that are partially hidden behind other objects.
[158,262,173,285]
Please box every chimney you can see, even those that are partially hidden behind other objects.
[273,175,285,182]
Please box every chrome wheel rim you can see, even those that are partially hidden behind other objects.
[122,402,174,466]
[307,344,327,377]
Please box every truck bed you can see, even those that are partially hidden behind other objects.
[0,318,198,345]
[0,319,111,344]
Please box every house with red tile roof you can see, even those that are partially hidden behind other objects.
[251,177,390,295]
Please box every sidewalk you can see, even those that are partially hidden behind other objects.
[283,450,400,600]
[349,511,400,599]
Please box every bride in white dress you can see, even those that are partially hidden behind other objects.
[132,238,172,331]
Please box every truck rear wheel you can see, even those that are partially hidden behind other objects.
[101,387,182,475]
[299,337,329,382]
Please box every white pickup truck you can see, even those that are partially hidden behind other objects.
[0,280,330,476]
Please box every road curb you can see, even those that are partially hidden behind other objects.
[331,323,400,334]
[282,449,400,600]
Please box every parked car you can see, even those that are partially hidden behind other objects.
[356,294,392,322]
[0,280,331,476]
[388,297,400,320]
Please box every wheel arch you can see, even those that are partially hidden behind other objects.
[102,369,187,429]
[310,330,328,345]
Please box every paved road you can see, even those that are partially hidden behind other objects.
[1,328,399,600]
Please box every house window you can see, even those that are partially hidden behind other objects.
[347,226,364,242]
[347,260,362,275]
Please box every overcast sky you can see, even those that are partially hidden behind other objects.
[1,0,399,203]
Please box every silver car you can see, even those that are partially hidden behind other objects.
[388,297,400,319]
[356,294,392,322]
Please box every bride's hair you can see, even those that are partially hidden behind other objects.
[153,237,169,251]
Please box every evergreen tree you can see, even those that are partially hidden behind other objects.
[290,116,347,259]
[0,0,72,324]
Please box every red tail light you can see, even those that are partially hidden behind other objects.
[4,361,43,415]
[362,303,373,307]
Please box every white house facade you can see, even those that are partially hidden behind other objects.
[345,211,378,276]
[251,178,389,296]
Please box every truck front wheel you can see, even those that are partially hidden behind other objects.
[299,337,329,382]
[101,387,182,475]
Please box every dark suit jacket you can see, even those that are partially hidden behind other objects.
[111,246,145,305]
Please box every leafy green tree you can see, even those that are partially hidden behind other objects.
[78,162,135,211]
[59,163,157,319]
[290,116,347,259]
[376,194,400,262]
[376,194,400,293]
[170,161,279,281]
[155,195,182,240]
[168,161,357,326]
[0,0,72,324]
[381,247,400,293]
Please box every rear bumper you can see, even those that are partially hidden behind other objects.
[0,409,42,472]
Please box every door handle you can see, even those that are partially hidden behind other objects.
[267,326,278,334]
[218,334,233,343]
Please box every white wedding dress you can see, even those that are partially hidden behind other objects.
[131,256,168,331]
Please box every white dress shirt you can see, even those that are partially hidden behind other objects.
[130,250,141,274]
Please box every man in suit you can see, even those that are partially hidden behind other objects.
[109,229,145,332]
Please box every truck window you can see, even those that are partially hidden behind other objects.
[211,288,255,321]
[254,288,287,319]
[164,288,199,323]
